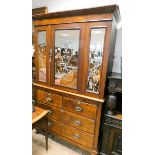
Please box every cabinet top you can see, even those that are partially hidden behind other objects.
[108,72,122,80]
[32,5,120,22]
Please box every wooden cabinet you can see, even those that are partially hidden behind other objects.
[33,5,120,155]
[100,73,122,155]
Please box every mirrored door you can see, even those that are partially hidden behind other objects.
[82,22,111,98]
[54,29,80,89]
[86,28,105,93]
[51,23,85,91]
[35,26,50,84]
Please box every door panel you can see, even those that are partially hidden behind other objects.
[50,23,85,93]
[82,22,112,98]
[34,26,50,85]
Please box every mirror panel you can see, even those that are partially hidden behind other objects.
[54,29,80,89]
[86,28,105,93]
[38,31,47,82]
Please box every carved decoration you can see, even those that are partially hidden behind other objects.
[105,114,122,129]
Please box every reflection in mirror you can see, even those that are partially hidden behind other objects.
[86,28,105,93]
[54,29,80,89]
[38,31,46,82]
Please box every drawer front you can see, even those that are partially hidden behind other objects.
[37,90,62,108]
[36,102,95,134]
[63,97,97,119]
[48,106,95,134]
[48,119,94,149]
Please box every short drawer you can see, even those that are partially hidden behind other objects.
[63,97,97,119]
[37,90,62,108]
[48,119,94,149]
[47,106,95,134]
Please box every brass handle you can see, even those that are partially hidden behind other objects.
[73,134,80,139]
[74,120,81,126]
[32,100,35,105]
[38,101,43,104]
[48,122,52,127]
[61,109,65,113]
[46,97,53,103]
[48,110,52,115]
[75,105,82,112]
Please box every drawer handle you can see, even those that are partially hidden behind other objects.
[38,101,44,105]
[75,105,82,112]
[48,110,52,115]
[73,134,80,139]
[74,120,81,126]
[46,97,53,103]
[48,122,52,127]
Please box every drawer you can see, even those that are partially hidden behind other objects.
[47,106,95,134]
[48,119,94,149]
[36,103,95,134]
[63,97,97,119]
[37,90,62,108]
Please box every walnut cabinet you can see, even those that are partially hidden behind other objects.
[32,5,120,155]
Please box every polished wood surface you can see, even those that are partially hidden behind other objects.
[36,102,95,134]
[48,118,94,149]
[50,107,95,134]
[37,89,62,108]
[32,106,48,124]
[33,82,104,103]
[48,130,97,155]
[63,97,97,120]
[32,5,119,21]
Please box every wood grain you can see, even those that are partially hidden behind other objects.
[63,97,97,120]
[48,118,94,149]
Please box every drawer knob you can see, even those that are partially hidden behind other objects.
[48,122,52,127]
[73,134,80,139]
[75,105,82,112]
[46,97,53,103]
[74,120,81,126]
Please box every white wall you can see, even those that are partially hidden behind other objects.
[32,0,122,73]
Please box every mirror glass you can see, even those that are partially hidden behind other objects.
[54,29,80,89]
[86,28,105,93]
[38,31,46,82]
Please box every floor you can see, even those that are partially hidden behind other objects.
[32,129,89,155]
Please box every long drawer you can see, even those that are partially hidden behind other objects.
[48,118,94,149]
[49,106,95,134]
[36,103,95,134]
[63,97,97,120]
[37,89,62,108]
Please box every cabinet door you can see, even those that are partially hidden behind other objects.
[50,23,85,92]
[82,22,112,98]
[34,26,50,85]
